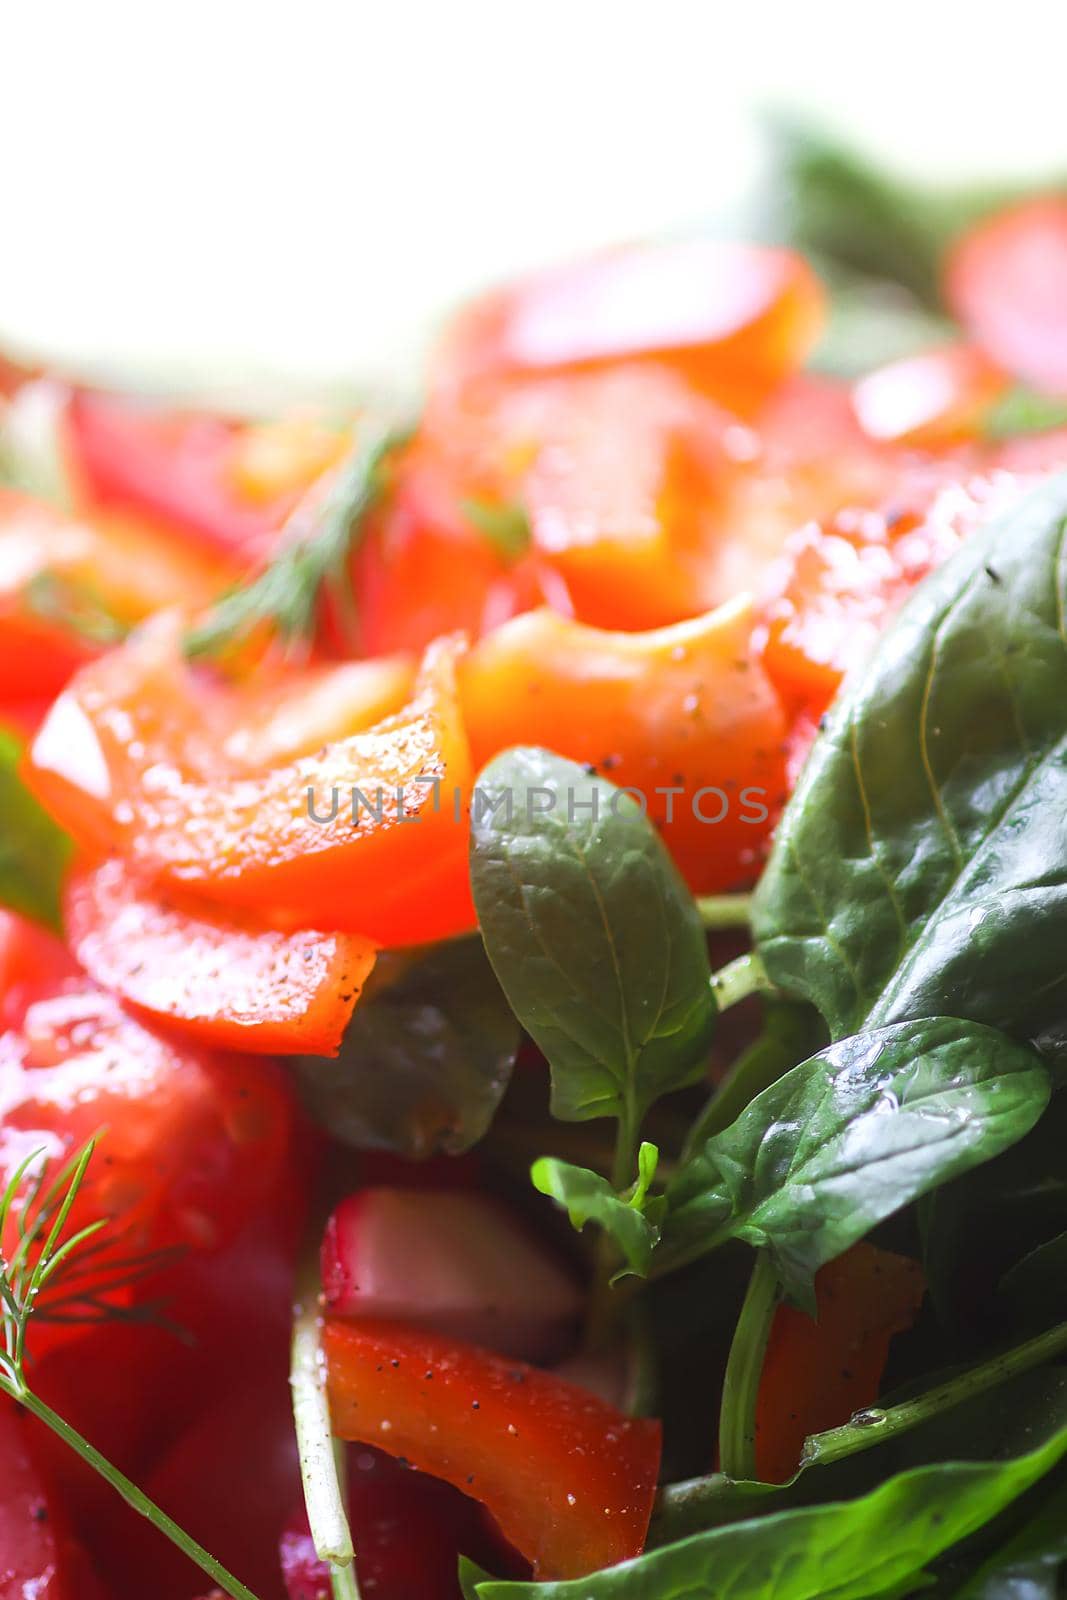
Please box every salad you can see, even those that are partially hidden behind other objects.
[4,132,1067,1600]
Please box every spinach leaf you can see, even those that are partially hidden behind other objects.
[0,726,71,931]
[470,748,716,1133]
[922,1087,1067,1327]
[999,1231,1067,1328]
[532,1142,664,1276]
[654,1365,1067,1547]
[753,472,1067,1046]
[661,1017,1047,1302]
[956,1475,1067,1599]
[470,1416,1067,1600]
[292,938,518,1158]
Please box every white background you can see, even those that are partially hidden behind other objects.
[3,0,1065,399]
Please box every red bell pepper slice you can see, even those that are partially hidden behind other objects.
[324,1317,661,1580]
[754,1243,925,1483]
[65,859,377,1056]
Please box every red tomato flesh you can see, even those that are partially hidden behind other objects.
[65,860,377,1055]
[435,242,824,413]
[946,199,1067,394]
[851,346,1006,448]
[26,629,476,945]
[0,980,294,1264]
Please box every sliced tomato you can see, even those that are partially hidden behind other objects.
[282,1445,525,1600]
[435,367,734,631]
[225,412,351,505]
[753,1244,925,1484]
[0,979,295,1265]
[759,470,1016,723]
[0,909,79,1031]
[0,488,237,702]
[851,346,1007,448]
[433,242,824,413]
[66,391,290,558]
[325,1318,661,1581]
[218,654,416,771]
[946,199,1067,394]
[460,599,788,892]
[990,425,1067,476]
[65,860,377,1055]
[96,1372,300,1600]
[27,629,475,945]
[354,440,546,656]
[321,1188,582,1362]
[0,1398,101,1600]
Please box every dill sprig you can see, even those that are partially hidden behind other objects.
[0,1138,263,1600]
[186,419,413,660]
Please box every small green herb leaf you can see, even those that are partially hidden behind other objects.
[292,938,518,1159]
[470,747,716,1135]
[661,1016,1048,1303]
[0,726,72,931]
[532,1142,664,1277]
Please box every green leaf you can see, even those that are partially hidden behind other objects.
[753,472,1067,1046]
[471,1417,1067,1599]
[956,1475,1067,1599]
[920,1091,1067,1326]
[983,387,1067,441]
[808,281,954,378]
[532,1143,663,1277]
[661,1017,1047,1302]
[291,938,518,1159]
[460,498,532,564]
[0,379,74,509]
[1000,1230,1067,1327]
[0,726,71,931]
[768,121,1065,312]
[470,747,716,1133]
[186,420,411,658]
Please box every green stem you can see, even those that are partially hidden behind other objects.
[291,1258,359,1588]
[653,1314,1067,1543]
[718,1251,780,1481]
[696,894,753,930]
[585,1099,640,1351]
[801,1315,1067,1471]
[710,953,773,1013]
[7,1381,261,1600]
